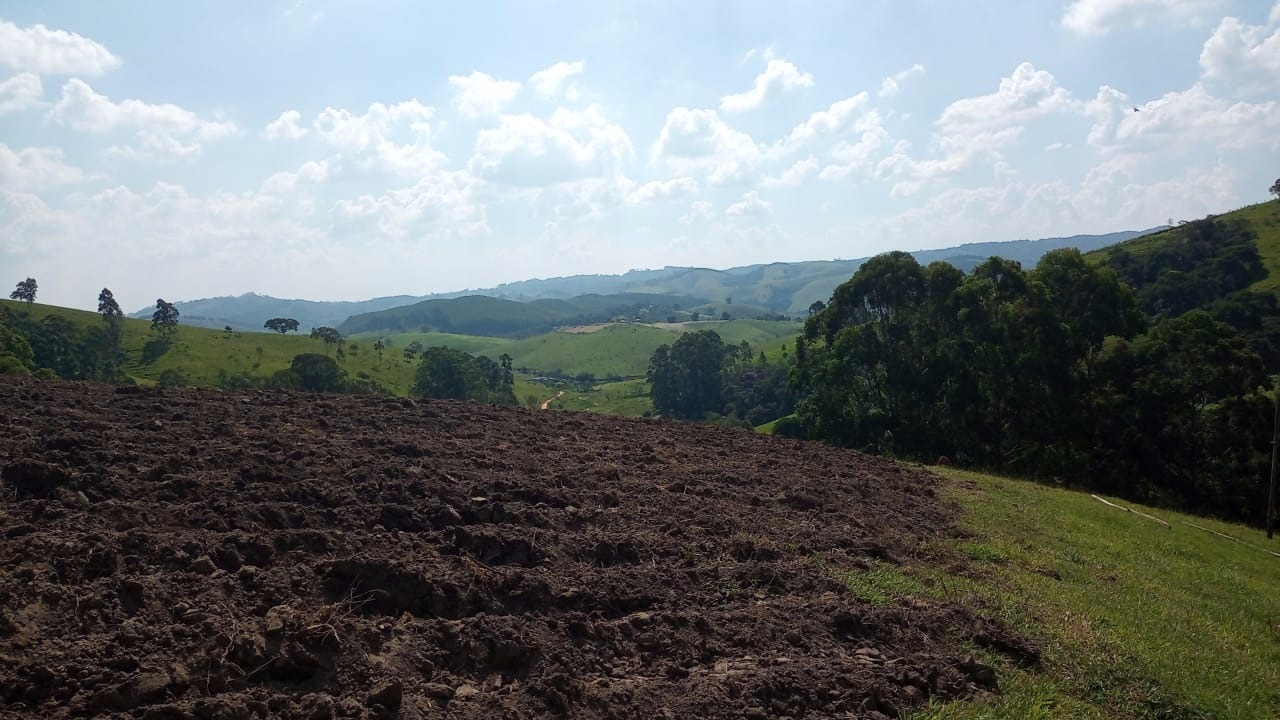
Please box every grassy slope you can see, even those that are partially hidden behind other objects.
[856,469,1280,719]
[351,331,512,356]
[1086,201,1280,292]
[481,319,802,378]
[2,300,421,393]
[548,378,652,416]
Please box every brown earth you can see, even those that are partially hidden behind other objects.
[0,378,1035,719]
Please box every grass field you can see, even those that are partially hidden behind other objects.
[852,469,1280,719]
[352,330,512,356]
[479,319,802,378]
[546,377,652,416]
[2,300,422,393]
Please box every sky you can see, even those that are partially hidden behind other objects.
[1,0,1278,311]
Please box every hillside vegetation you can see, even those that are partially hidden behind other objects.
[338,292,706,337]
[904,468,1280,719]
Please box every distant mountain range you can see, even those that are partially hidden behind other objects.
[133,228,1162,332]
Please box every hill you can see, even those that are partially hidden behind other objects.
[3,299,421,393]
[143,228,1159,334]
[338,292,706,337]
[126,292,449,333]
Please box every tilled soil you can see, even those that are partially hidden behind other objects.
[0,379,1035,719]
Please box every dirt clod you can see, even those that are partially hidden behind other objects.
[0,378,1030,719]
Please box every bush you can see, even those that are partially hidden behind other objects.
[0,355,30,376]
[158,368,189,388]
[33,368,59,380]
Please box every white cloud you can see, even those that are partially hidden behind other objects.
[761,156,819,187]
[652,107,761,186]
[0,144,90,190]
[448,71,521,119]
[680,200,714,224]
[1044,141,1070,151]
[879,63,925,98]
[1272,0,1280,26]
[778,92,877,152]
[937,62,1076,135]
[1200,15,1280,94]
[720,58,814,113]
[331,170,487,241]
[49,79,236,160]
[819,128,889,181]
[470,105,632,187]
[0,72,42,114]
[261,159,330,194]
[1086,82,1280,151]
[313,100,446,174]
[0,19,120,75]
[529,60,585,100]
[103,133,203,163]
[1061,0,1223,35]
[628,176,698,204]
[726,190,772,216]
[264,110,309,140]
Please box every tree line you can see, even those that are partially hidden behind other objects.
[788,214,1277,525]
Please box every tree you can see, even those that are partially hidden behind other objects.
[10,278,37,304]
[647,329,727,420]
[808,300,825,317]
[151,299,180,338]
[373,339,385,368]
[264,317,300,335]
[309,326,342,354]
[97,288,122,324]
[1270,178,1280,199]
[290,353,344,392]
[413,346,515,404]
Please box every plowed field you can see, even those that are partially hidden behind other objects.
[0,379,1033,719]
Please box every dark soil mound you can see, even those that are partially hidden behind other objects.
[0,379,1031,719]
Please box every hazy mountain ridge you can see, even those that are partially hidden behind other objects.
[137,228,1161,332]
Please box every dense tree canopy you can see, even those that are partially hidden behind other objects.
[413,346,516,405]
[264,317,300,334]
[793,247,1272,524]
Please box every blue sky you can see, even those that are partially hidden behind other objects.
[1,0,1278,310]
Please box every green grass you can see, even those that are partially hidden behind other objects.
[1087,200,1280,295]
[488,323,679,377]
[831,467,1280,720]
[3,300,421,393]
[547,378,652,416]
[353,330,512,356]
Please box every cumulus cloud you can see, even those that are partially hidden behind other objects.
[879,63,925,98]
[778,92,877,152]
[1200,13,1280,93]
[529,60,585,100]
[937,62,1076,135]
[1086,82,1280,151]
[652,107,761,186]
[331,170,488,241]
[760,156,819,187]
[628,176,698,204]
[0,72,42,114]
[49,78,236,160]
[1061,0,1223,35]
[313,100,446,174]
[470,105,632,187]
[449,71,521,119]
[726,190,772,216]
[264,110,308,140]
[0,19,120,75]
[0,144,90,190]
[720,58,814,113]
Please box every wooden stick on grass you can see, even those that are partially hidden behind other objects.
[1180,521,1280,559]
[1090,494,1172,528]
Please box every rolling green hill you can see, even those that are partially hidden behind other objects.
[474,319,802,378]
[126,292,437,333]
[1086,201,1280,288]
[338,292,706,337]
[3,300,421,393]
